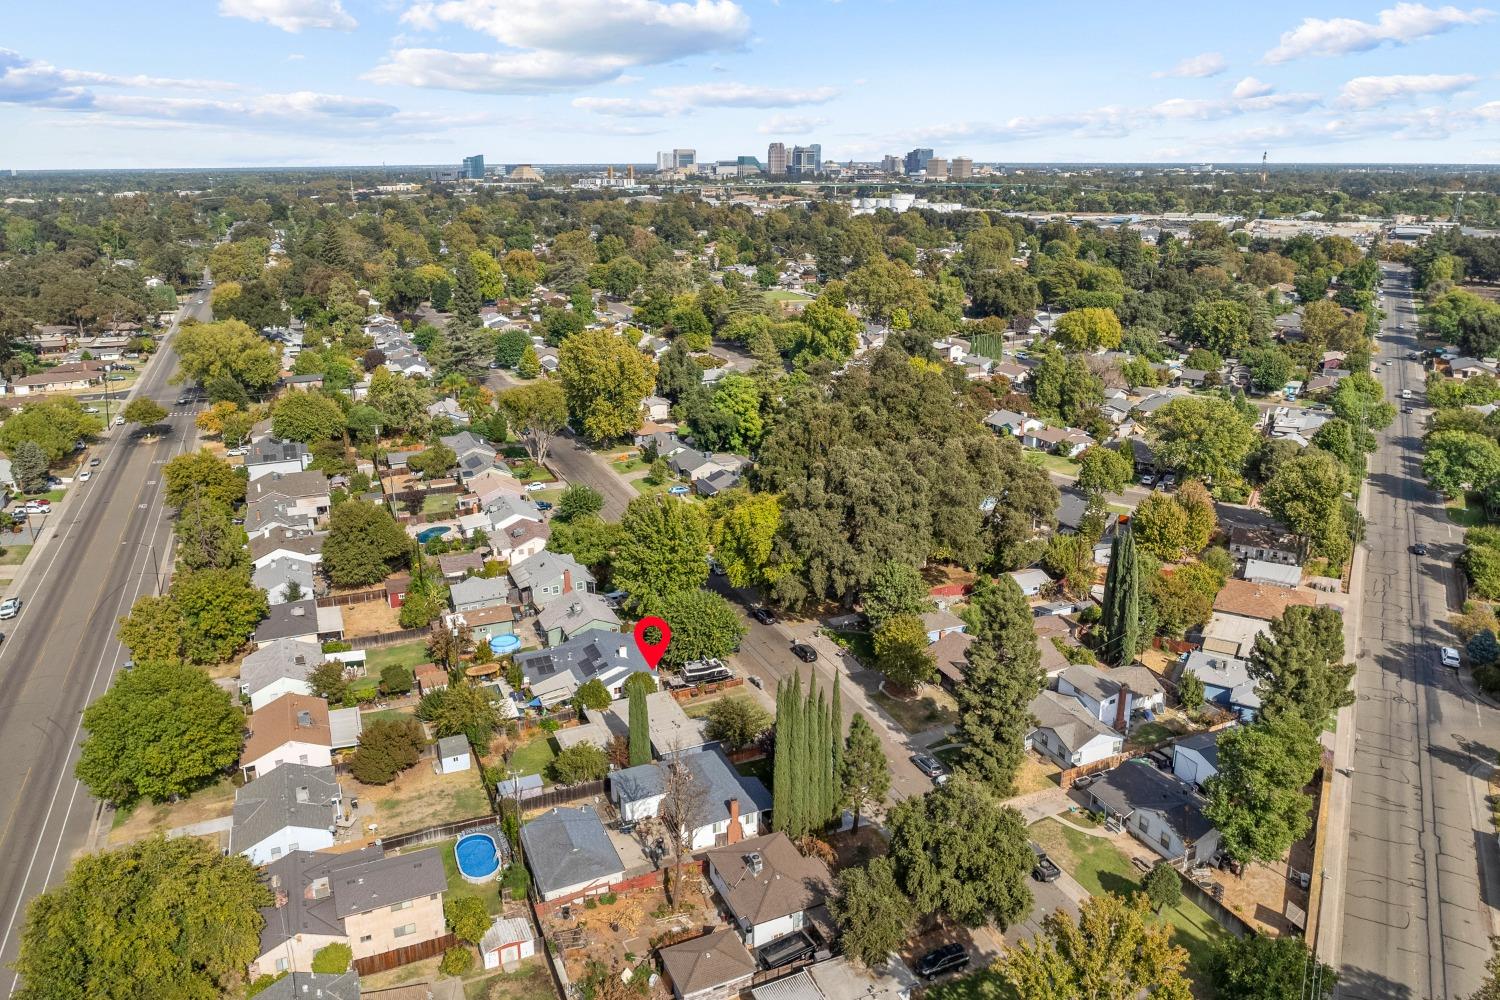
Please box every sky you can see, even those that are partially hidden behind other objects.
[1,0,1498,169]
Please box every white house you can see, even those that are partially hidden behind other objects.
[1027,690,1124,768]
[704,832,834,949]
[239,637,323,711]
[1055,663,1166,732]
[230,763,343,866]
[436,734,471,774]
[481,917,536,970]
[1086,760,1221,864]
[1009,568,1052,597]
[240,694,360,781]
[245,438,313,482]
[1171,731,1222,788]
[608,748,770,850]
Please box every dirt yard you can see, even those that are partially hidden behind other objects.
[542,878,712,983]
[347,761,491,841]
[108,778,238,848]
[341,598,403,639]
[1013,752,1064,795]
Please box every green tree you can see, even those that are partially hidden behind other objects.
[171,568,268,663]
[417,685,502,745]
[1209,933,1337,1000]
[499,381,568,466]
[445,896,491,946]
[122,397,167,428]
[861,560,931,628]
[840,712,891,829]
[831,857,914,969]
[309,660,348,703]
[174,495,249,572]
[1204,713,1323,865]
[547,515,623,571]
[1262,449,1353,562]
[551,743,609,784]
[76,662,244,803]
[13,836,271,1000]
[1077,445,1133,495]
[557,484,604,523]
[117,594,188,665]
[1248,605,1355,726]
[324,500,410,586]
[1100,522,1143,665]
[1150,396,1256,489]
[557,328,657,442]
[1131,492,1191,561]
[702,696,772,750]
[439,946,474,977]
[708,490,783,589]
[270,391,346,443]
[163,450,246,510]
[957,576,1044,793]
[311,942,353,974]
[888,776,1034,927]
[998,892,1193,1000]
[0,398,103,462]
[1178,670,1205,712]
[573,678,613,711]
[407,443,458,479]
[658,590,746,667]
[872,613,935,690]
[379,663,415,696]
[627,682,651,766]
[10,440,49,493]
[517,344,541,379]
[1190,298,1252,357]
[495,328,530,368]
[1053,306,1123,351]
[1423,429,1500,497]
[613,495,709,611]
[1142,861,1182,913]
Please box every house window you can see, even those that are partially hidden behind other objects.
[1136,814,1148,831]
[394,923,417,938]
[275,958,289,973]
[391,899,413,912]
[1160,831,1172,850]
[360,934,373,944]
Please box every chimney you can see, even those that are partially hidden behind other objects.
[727,798,742,844]
[563,568,573,593]
[1114,684,1131,733]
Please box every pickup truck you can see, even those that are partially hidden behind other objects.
[1031,846,1062,883]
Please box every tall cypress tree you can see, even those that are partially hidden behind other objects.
[956,576,1045,794]
[773,678,790,832]
[830,674,844,780]
[816,689,832,827]
[627,683,651,766]
[789,673,807,836]
[1101,520,1141,665]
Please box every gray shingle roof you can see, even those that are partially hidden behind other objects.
[1174,730,1222,770]
[610,748,772,829]
[330,849,446,919]
[519,806,625,894]
[659,928,757,997]
[437,734,468,757]
[246,498,317,537]
[231,763,341,856]
[256,972,360,1000]
[1028,690,1117,755]
[1088,760,1216,843]
[536,592,620,636]
[704,832,833,926]
[450,575,513,609]
[509,551,593,597]
[248,470,330,503]
[240,637,322,695]
[254,600,322,643]
[250,530,325,564]
[247,438,309,466]
[515,630,648,697]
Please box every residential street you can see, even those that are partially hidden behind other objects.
[1332,264,1499,999]
[0,292,209,989]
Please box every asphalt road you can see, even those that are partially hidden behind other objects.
[1335,264,1499,999]
[0,292,209,990]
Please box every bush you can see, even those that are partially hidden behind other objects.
[445,896,490,945]
[1469,629,1499,667]
[379,663,415,696]
[1476,664,1500,697]
[600,892,618,905]
[439,945,474,977]
[247,973,288,997]
[502,862,530,899]
[550,743,609,784]
[311,942,352,974]
[348,717,427,784]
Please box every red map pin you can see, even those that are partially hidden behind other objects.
[633,616,671,669]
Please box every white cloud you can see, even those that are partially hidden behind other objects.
[757,113,829,134]
[1338,73,1478,107]
[1232,76,1274,99]
[398,0,749,62]
[366,49,631,93]
[1152,52,1226,78]
[1265,3,1492,62]
[0,49,238,109]
[651,82,838,108]
[571,95,673,117]
[218,0,357,32]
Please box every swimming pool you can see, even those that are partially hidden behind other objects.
[416,525,451,544]
[455,832,500,882]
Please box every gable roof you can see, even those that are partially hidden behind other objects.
[1174,729,1222,770]
[242,694,332,764]
[245,498,317,537]
[247,438,309,466]
[515,630,648,691]
[930,631,974,687]
[254,600,323,643]
[330,849,447,919]
[510,551,594,593]
[1060,662,1164,704]
[249,530,325,564]
[659,928,757,996]
[256,972,360,1000]
[240,637,322,694]
[258,846,445,954]
[610,748,772,829]
[537,592,621,636]
[450,575,513,609]
[1212,579,1316,621]
[519,806,625,894]
[1029,689,1118,752]
[704,831,833,926]
[248,470,330,503]
[1181,650,1261,709]
[231,763,341,856]
[1089,760,1216,843]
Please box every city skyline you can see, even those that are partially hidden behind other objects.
[0,0,1497,168]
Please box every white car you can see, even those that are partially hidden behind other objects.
[1402,389,1412,400]
[79,470,91,482]
[114,416,125,426]
[1440,646,1462,669]
[0,598,21,620]
[525,482,548,492]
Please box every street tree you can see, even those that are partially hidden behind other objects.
[1248,605,1355,726]
[1150,396,1257,489]
[170,568,268,663]
[495,328,530,368]
[163,450,246,510]
[830,857,914,968]
[1053,306,1123,351]
[958,575,1044,793]
[1209,933,1337,1000]
[703,696,772,750]
[557,484,603,523]
[174,494,249,571]
[499,381,568,467]
[872,613,935,691]
[861,560,931,628]
[76,662,244,804]
[10,440,49,493]
[839,713,891,829]
[557,328,657,442]
[708,490,783,589]
[1077,445,1133,496]
[13,836,270,1000]
[1204,713,1323,865]
[613,495,710,611]
[122,397,167,428]
[270,390,346,443]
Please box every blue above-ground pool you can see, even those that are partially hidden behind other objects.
[489,633,521,655]
[455,832,500,882]
[416,525,451,544]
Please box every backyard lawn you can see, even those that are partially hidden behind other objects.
[422,492,458,515]
[364,639,430,674]
[763,289,813,302]
[359,766,491,839]
[1128,718,1188,748]
[1028,817,1227,981]
[349,676,380,699]
[735,755,773,786]
[464,962,554,1000]
[108,777,237,846]
[507,736,558,779]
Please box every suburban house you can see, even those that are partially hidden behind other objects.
[1021,425,1094,458]
[9,360,106,395]
[250,530,325,571]
[231,763,344,866]
[1178,650,1261,720]
[240,637,324,711]
[1171,730,1222,788]
[248,471,332,524]
[241,693,361,781]
[642,395,672,422]
[462,493,541,539]
[513,629,650,705]
[245,498,319,541]
[467,469,526,507]
[537,592,620,645]
[519,806,627,904]
[450,575,518,615]
[1243,558,1301,588]
[1027,689,1125,768]
[255,973,360,1000]
[930,631,975,690]
[659,928,758,1000]
[254,599,345,647]
[509,551,595,609]
[1228,525,1304,566]
[437,551,485,582]
[608,748,771,850]
[254,555,317,606]
[489,519,550,565]
[246,438,313,482]
[443,603,522,644]
[1085,760,1221,864]
[1009,567,1052,597]
[253,846,447,975]
[1212,579,1317,624]
[1055,663,1166,732]
[427,398,469,426]
[440,431,499,481]
[602,690,710,756]
[919,610,966,644]
[705,832,834,950]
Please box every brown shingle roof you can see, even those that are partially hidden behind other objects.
[1212,579,1316,622]
[704,831,833,927]
[241,694,331,765]
[659,928,756,997]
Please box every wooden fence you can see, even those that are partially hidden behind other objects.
[1180,878,1254,939]
[352,933,457,976]
[317,588,386,608]
[348,627,428,650]
[669,677,745,703]
[377,813,498,852]
[513,778,606,814]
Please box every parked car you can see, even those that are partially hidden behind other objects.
[105,374,126,381]
[667,484,691,495]
[790,642,818,663]
[1139,474,1156,487]
[1073,772,1098,790]
[1032,851,1062,883]
[0,597,22,620]
[1410,543,1427,555]
[89,458,101,467]
[1440,646,1462,669]
[915,944,969,980]
[114,416,125,426]
[910,754,950,785]
[750,607,777,625]
[524,481,547,492]
[535,500,554,511]
[1402,389,1412,400]
[1160,473,1177,489]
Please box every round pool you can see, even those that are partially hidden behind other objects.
[455,832,500,882]
[416,526,451,543]
[489,633,521,655]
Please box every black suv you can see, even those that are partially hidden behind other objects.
[915,943,969,979]
[750,607,777,625]
[790,643,818,663]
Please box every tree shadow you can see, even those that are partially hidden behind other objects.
[1334,963,1416,1000]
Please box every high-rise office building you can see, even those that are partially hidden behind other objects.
[904,147,934,175]
[881,155,902,175]
[925,157,948,180]
[767,142,787,175]
[656,151,672,171]
[462,154,485,179]
[673,148,697,169]
[951,156,973,180]
[789,143,821,176]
